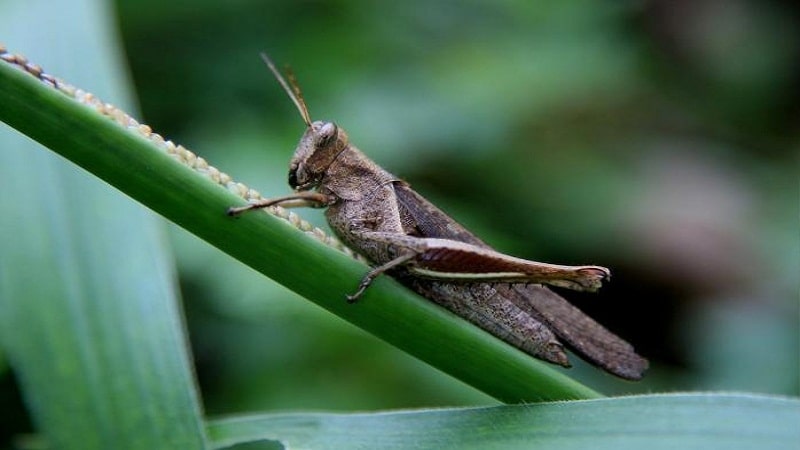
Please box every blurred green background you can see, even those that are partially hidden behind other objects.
[2,0,798,442]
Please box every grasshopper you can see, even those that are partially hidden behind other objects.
[228,54,648,380]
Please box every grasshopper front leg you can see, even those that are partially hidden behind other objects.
[226,191,334,216]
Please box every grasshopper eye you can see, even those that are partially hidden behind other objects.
[288,161,300,189]
[317,122,338,147]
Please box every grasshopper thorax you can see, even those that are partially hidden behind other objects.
[289,120,350,190]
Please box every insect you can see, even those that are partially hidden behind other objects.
[228,54,648,380]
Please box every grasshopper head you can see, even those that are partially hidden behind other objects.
[289,120,349,190]
[259,53,350,191]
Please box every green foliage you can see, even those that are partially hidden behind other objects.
[1,0,798,448]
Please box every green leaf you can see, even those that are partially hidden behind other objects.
[0,0,207,448]
[207,393,800,450]
[0,42,598,402]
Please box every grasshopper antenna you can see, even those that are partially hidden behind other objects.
[260,52,312,127]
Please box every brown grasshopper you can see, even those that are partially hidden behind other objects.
[228,54,648,380]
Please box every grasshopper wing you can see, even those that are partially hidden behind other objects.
[394,182,647,380]
[503,284,648,380]
[394,181,487,245]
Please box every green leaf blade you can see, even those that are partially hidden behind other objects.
[207,393,800,450]
[0,0,208,447]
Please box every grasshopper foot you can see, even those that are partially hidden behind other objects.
[226,204,262,216]
[226,206,244,216]
[575,266,611,291]
[346,276,374,304]
[544,266,611,292]
[345,292,362,304]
